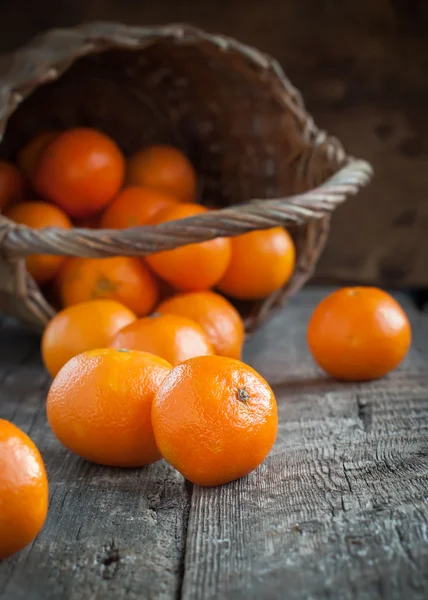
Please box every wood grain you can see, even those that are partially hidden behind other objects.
[0,288,427,599]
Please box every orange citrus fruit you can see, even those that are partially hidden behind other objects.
[158,291,245,359]
[0,419,48,558]
[146,203,231,291]
[126,145,197,202]
[42,299,137,377]
[34,128,125,218]
[100,186,178,229]
[58,256,159,317]
[152,355,278,486]
[47,348,172,467]
[217,227,295,299]
[5,201,72,284]
[307,287,412,381]
[110,313,214,366]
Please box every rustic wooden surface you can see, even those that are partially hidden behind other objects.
[0,287,427,599]
[0,0,428,287]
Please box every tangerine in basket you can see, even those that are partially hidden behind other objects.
[17,131,59,180]
[126,145,197,203]
[0,160,24,211]
[58,256,159,317]
[158,291,245,360]
[42,299,137,377]
[217,227,295,300]
[6,201,72,284]
[100,186,178,229]
[47,348,172,467]
[146,203,231,291]
[152,355,278,486]
[110,313,214,366]
[0,419,48,558]
[307,287,412,381]
[34,128,124,218]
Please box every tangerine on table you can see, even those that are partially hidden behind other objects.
[126,145,197,203]
[110,313,214,367]
[58,256,159,317]
[307,287,412,381]
[5,201,72,284]
[42,299,137,377]
[217,227,295,300]
[158,291,245,360]
[47,348,172,467]
[0,419,48,559]
[17,131,59,180]
[100,186,178,230]
[0,160,25,211]
[146,203,231,292]
[152,355,278,486]
[34,127,125,218]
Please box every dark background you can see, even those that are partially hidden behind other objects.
[1,0,427,289]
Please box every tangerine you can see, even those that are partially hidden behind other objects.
[307,287,412,381]
[158,291,245,359]
[6,201,72,284]
[110,313,214,366]
[126,145,197,202]
[42,299,137,377]
[146,203,231,291]
[47,348,172,467]
[217,227,295,300]
[34,128,124,218]
[152,355,278,486]
[0,420,48,558]
[100,186,178,229]
[58,256,159,317]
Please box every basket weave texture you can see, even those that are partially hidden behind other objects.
[0,22,372,331]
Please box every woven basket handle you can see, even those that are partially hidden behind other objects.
[0,158,372,260]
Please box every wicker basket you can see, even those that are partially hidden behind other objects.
[0,22,372,332]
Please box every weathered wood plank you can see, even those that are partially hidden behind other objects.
[0,319,191,600]
[182,289,428,600]
[1,290,427,599]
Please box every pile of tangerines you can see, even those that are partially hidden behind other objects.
[0,127,412,560]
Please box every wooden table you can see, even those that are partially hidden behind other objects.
[1,288,427,600]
